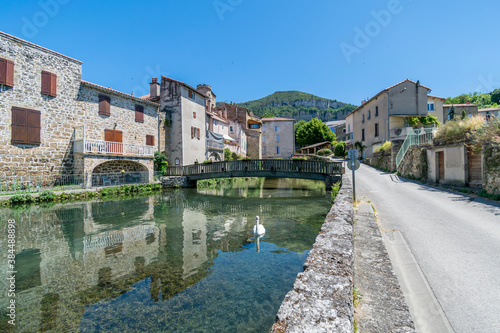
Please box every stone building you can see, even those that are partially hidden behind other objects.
[443,103,479,123]
[0,31,159,185]
[159,76,207,166]
[216,103,261,159]
[261,117,295,159]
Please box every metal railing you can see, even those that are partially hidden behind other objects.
[0,171,161,194]
[164,159,343,177]
[206,140,223,150]
[73,139,154,156]
[396,127,436,168]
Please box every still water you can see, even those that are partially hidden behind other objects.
[0,178,331,332]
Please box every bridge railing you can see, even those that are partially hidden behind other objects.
[164,159,343,177]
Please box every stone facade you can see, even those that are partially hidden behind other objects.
[261,118,295,159]
[483,145,500,195]
[0,31,159,183]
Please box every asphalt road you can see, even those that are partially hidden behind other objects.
[354,163,500,333]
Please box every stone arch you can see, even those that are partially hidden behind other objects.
[91,160,149,187]
[209,152,221,161]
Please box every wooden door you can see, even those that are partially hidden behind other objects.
[467,146,482,188]
[437,151,444,183]
[104,129,123,154]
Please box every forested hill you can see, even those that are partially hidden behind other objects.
[235,91,357,122]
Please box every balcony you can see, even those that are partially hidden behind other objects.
[73,126,154,157]
[206,139,223,150]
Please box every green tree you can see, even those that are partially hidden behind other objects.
[296,118,336,146]
[154,151,167,171]
[294,120,306,138]
[262,112,275,118]
[334,141,347,157]
[491,89,500,105]
[224,148,232,161]
[461,109,467,120]
[448,105,456,120]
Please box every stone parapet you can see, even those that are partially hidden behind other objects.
[271,174,354,332]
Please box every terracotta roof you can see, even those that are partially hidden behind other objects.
[261,117,296,122]
[443,104,478,107]
[428,95,446,100]
[81,81,160,107]
[348,79,432,116]
[207,112,229,124]
[0,30,82,64]
[161,76,208,99]
[478,107,500,112]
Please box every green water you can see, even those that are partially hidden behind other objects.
[0,178,331,332]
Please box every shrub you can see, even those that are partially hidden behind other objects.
[334,142,347,157]
[330,181,341,202]
[224,148,232,161]
[434,115,486,145]
[317,148,332,156]
[242,156,251,161]
[203,160,213,164]
[375,141,392,153]
[38,190,55,202]
[10,193,34,205]
[292,156,307,161]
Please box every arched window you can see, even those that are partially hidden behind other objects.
[175,158,180,166]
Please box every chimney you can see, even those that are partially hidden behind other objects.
[218,110,223,117]
[223,110,227,119]
[150,77,160,99]
[466,101,471,105]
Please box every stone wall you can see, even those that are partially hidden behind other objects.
[398,146,428,181]
[271,174,354,332]
[162,176,191,188]
[483,144,500,194]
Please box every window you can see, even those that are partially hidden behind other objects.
[191,127,200,140]
[375,106,379,117]
[135,105,144,123]
[263,146,267,154]
[274,125,278,131]
[249,124,260,129]
[276,135,279,143]
[362,114,365,123]
[230,126,233,132]
[262,135,266,143]
[193,112,196,118]
[175,158,180,166]
[368,110,371,120]
[276,146,280,154]
[146,135,154,146]
[41,71,57,97]
[0,58,15,87]
[188,90,195,100]
[99,95,110,116]
[428,103,435,111]
[375,123,379,137]
[11,107,41,145]
[362,129,365,141]
[214,120,218,126]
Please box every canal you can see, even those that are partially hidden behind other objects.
[0,178,332,332]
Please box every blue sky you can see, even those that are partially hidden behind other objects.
[1,0,498,106]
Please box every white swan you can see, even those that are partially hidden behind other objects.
[253,216,265,236]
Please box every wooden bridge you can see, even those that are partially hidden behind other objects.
[164,159,344,188]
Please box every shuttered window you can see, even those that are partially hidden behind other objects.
[41,71,57,97]
[191,126,194,138]
[146,135,154,146]
[188,90,194,99]
[99,95,110,116]
[0,58,15,87]
[11,107,41,145]
[135,105,144,123]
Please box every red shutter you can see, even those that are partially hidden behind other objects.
[6,60,14,87]
[104,129,114,142]
[135,105,144,123]
[197,127,200,140]
[50,73,57,97]
[191,126,194,138]
[99,95,110,116]
[11,107,27,144]
[146,135,154,146]
[27,110,41,145]
[0,58,5,85]
[41,71,51,95]
[188,90,193,99]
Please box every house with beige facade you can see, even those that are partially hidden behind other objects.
[0,31,159,187]
[261,117,295,159]
[159,76,207,166]
[347,79,443,158]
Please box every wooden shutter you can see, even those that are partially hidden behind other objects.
[146,135,154,146]
[50,73,57,97]
[0,58,14,87]
[191,126,194,138]
[99,95,110,116]
[188,90,193,99]
[0,58,5,85]
[11,107,27,144]
[197,127,200,140]
[135,105,144,123]
[27,110,41,144]
[104,129,114,142]
[41,71,51,95]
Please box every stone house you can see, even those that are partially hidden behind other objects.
[443,103,478,123]
[326,120,347,142]
[216,103,262,159]
[159,76,207,166]
[478,107,500,121]
[346,79,443,158]
[261,117,295,159]
[0,31,159,186]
